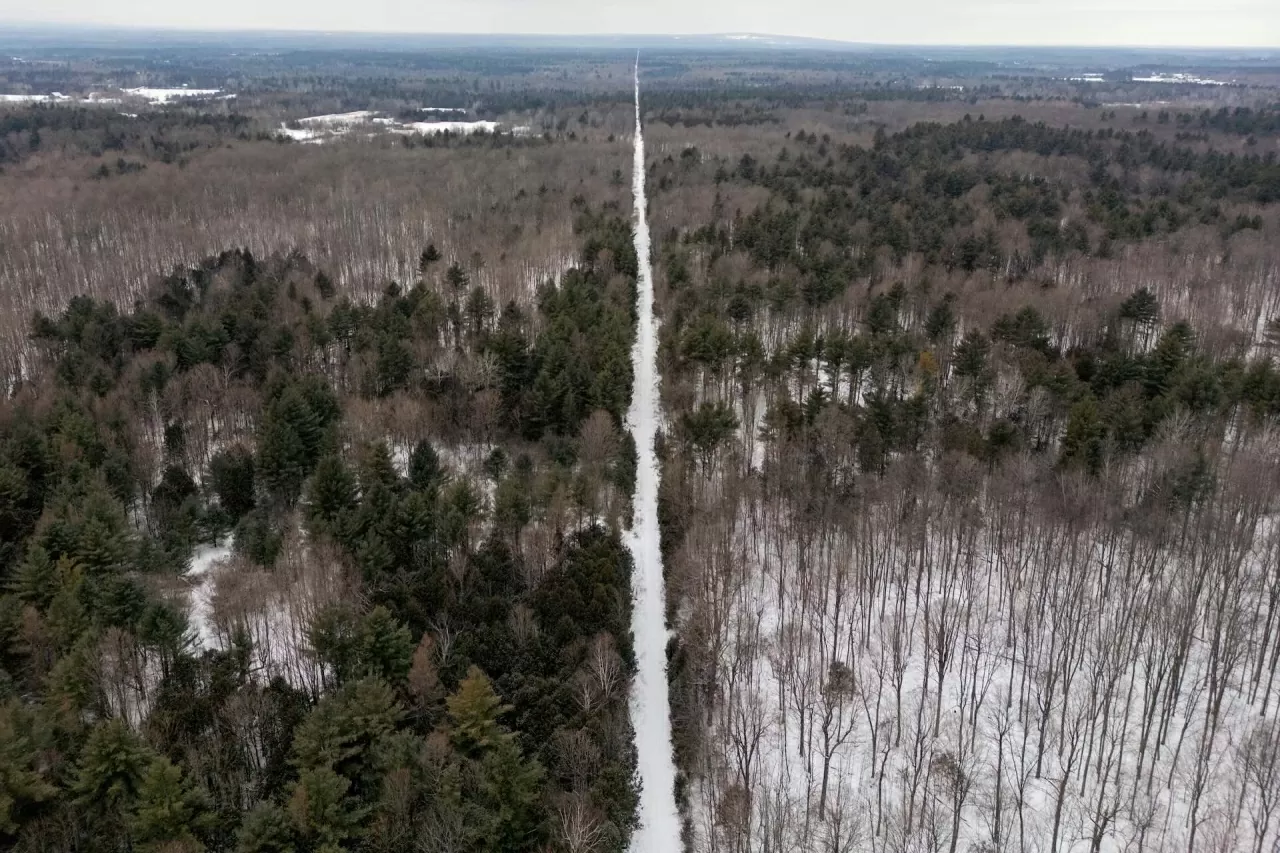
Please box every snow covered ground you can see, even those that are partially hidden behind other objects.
[1,88,229,107]
[392,120,499,136]
[123,87,224,103]
[1132,72,1233,86]
[626,57,683,853]
[299,110,376,126]
[682,401,1280,853]
[278,111,500,144]
[0,92,70,103]
[187,538,236,650]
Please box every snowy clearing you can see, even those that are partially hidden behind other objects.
[187,538,236,650]
[392,120,500,136]
[278,111,500,144]
[123,87,224,103]
[1132,72,1233,86]
[0,92,70,103]
[298,110,377,125]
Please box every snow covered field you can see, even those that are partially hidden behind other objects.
[123,87,225,103]
[1131,73,1233,86]
[0,92,70,103]
[393,120,499,136]
[278,110,500,144]
[0,88,227,106]
[626,57,683,853]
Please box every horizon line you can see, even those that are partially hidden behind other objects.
[0,21,1277,52]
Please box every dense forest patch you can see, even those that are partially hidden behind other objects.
[0,218,643,851]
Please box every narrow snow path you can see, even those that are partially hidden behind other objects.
[626,56,683,852]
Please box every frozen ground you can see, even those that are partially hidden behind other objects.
[187,538,236,650]
[123,87,225,103]
[683,403,1280,853]
[0,92,70,103]
[1131,72,1233,86]
[279,111,500,144]
[393,120,499,136]
[626,57,683,853]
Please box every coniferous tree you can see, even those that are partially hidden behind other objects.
[306,456,358,534]
[0,701,58,836]
[129,757,212,852]
[73,719,155,842]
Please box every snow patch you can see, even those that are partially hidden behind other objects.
[279,111,499,144]
[186,537,235,650]
[393,120,499,136]
[123,87,224,103]
[1132,72,1233,86]
[298,110,376,126]
[0,92,70,103]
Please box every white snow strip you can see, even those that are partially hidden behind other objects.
[0,92,70,103]
[393,120,499,136]
[1132,72,1232,86]
[186,537,235,649]
[626,55,682,853]
[123,87,223,103]
[277,125,326,143]
[278,112,497,144]
[297,110,376,126]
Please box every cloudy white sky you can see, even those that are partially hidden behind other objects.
[3,0,1278,47]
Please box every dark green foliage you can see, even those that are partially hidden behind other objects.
[257,379,341,504]
[680,402,740,469]
[236,802,296,853]
[73,719,155,828]
[305,456,358,533]
[309,605,413,688]
[130,758,212,852]
[532,528,634,663]
[0,701,58,835]
[408,439,445,492]
[209,446,257,521]
[2,220,643,850]
[1061,395,1106,473]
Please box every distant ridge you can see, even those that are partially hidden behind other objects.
[0,25,1276,63]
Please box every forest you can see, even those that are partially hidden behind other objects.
[0,208,643,851]
[2,35,1280,853]
[645,79,1280,853]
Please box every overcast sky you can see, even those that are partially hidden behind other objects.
[4,0,1278,47]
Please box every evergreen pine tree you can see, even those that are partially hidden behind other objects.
[305,456,357,533]
[129,757,211,852]
[358,607,413,685]
[419,244,441,276]
[446,666,511,755]
[291,678,403,803]
[0,701,58,835]
[235,802,296,853]
[73,718,155,836]
[287,768,365,853]
[408,440,444,492]
[477,734,545,852]
[208,446,256,521]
